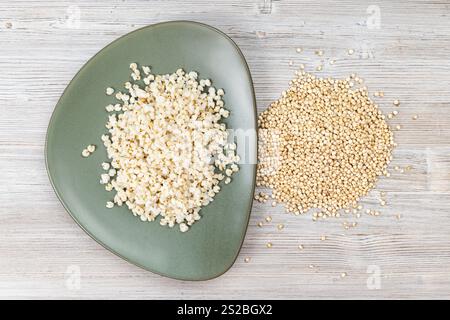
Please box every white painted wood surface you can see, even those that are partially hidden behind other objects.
[1,0,450,299]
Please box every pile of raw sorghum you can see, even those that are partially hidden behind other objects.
[256,71,395,217]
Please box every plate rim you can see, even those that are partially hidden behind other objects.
[44,20,257,281]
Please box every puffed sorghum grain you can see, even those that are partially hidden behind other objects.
[101,66,239,232]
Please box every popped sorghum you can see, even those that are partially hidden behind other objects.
[101,65,239,232]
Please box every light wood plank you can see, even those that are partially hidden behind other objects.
[1,0,450,299]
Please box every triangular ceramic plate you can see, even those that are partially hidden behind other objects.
[46,21,257,280]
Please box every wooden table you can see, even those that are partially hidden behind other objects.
[1,0,450,299]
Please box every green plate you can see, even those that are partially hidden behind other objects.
[45,21,257,280]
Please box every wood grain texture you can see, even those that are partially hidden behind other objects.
[1,0,450,299]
